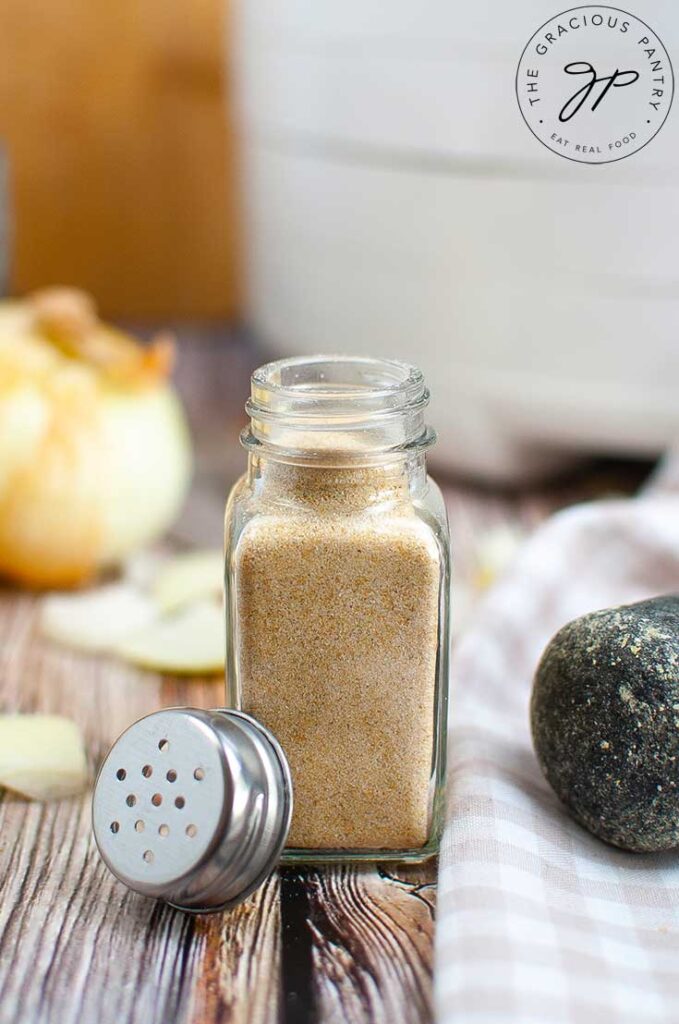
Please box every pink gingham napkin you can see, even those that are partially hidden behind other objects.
[436,461,679,1023]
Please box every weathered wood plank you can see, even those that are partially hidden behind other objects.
[192,873,282,1024]
[307,863,437,1024]
[0,589,209,1024]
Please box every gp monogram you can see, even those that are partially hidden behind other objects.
[516,6,674,163]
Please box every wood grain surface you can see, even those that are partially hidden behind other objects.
[0,332,649,1024]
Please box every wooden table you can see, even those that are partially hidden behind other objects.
[0,331,648,1024]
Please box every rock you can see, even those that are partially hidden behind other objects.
[531,595,679,852]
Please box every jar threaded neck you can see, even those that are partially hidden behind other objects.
[242,355,436,465]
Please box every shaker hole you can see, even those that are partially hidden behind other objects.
[110,821,119,834]
[143,850,154,863]
[126,794,136,807]
[116,768,126,781]
[158,739,169,753]
[166,769,177,783]
[193,768,205,781]
[142,765,153,778]
[174,796,185,809]
[159,824,169,837]
[186,824,197,838]
[135,819,145,833]
[151,793,162,807]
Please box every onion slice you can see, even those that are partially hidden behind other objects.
[151,549,223,613]
[41,583,157,651]
[114,600,225,675]
[0,715,88,799]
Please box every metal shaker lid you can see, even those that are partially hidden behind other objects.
[92,707,293,913]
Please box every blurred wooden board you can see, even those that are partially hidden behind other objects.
[0,331,650,1024]
[0,0,240,317]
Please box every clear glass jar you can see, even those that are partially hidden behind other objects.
[224,356,450,862]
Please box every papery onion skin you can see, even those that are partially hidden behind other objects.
[0,299,192,588]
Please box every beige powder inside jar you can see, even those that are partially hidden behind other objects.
[234,462,441,851]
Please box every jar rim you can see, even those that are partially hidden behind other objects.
[251,355,426,404]
[245,354,436,464]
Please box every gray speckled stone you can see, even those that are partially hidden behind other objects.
[531,596,679,852]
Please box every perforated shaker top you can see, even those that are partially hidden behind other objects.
[92,707,292,913]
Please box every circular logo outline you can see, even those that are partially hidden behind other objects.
[515,5,674,164]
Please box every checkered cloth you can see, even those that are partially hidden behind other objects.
[435,462,679,1023]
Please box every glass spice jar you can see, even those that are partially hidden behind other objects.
[224,356,451,862]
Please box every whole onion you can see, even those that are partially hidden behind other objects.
[0,289,192,587]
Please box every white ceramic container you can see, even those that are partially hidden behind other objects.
[234,0,679,481]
